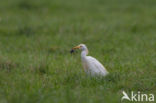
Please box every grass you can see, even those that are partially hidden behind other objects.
[0,0,156,103]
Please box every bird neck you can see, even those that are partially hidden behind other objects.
[81,49,88,58]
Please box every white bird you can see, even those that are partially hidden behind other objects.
[71,44,109,76]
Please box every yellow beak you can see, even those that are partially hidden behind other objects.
[70,45,81,54]
[72,45,81,50]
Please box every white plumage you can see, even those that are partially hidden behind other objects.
[71,44,109,76]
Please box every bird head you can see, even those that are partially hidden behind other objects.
[70,44,88,54]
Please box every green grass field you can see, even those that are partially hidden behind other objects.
[0,0,156,103]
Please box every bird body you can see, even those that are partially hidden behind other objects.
[71,44,109,76]
[81,56,108,76]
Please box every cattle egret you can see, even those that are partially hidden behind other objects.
[71,44,109,76]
